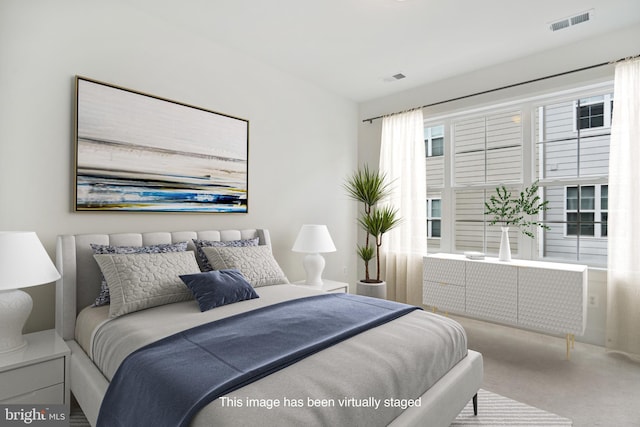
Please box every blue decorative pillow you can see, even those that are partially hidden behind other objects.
[90,241,189,306]
[179,269,259,312]
[192,238,259,271]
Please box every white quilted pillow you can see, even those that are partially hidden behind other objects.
[94,251,200,318]
[202,246,289,287]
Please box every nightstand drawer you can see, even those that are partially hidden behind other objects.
[1,384,64,405]
[0,358,64,401]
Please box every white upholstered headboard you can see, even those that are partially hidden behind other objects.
[54,229,271,340]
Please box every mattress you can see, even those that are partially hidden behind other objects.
[76,284,468,426]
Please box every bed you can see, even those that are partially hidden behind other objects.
[54,229,482,426]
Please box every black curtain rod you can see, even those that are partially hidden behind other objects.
[362,54,640,124]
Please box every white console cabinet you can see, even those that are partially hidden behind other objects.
[423,254,587,358]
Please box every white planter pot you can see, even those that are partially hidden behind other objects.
[356,280,387,299]
[499,226,512,262]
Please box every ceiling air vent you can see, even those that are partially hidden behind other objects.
[383,73,407,83]
[550,19,570,31]
[549,9,593,32]
[570,12,591,26]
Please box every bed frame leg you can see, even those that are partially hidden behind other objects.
[472,393,478,416]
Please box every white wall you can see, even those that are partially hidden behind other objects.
[357,23,640,346]
[0,0,358,333]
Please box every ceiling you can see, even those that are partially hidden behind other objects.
[120,0,640,102]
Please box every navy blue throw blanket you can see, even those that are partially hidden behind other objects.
[97,293,420,427]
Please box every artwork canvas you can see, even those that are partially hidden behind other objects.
[75,77,248,212]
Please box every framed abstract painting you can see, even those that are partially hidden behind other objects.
[74,76,248,213]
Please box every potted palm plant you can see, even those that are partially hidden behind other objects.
[484,181,550,261]
[344,164,401,298]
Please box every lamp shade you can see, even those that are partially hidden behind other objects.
[292,225,336,254]
[0,232,60,290]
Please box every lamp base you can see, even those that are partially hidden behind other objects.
[0,289,33,353]
[302,253,325,286]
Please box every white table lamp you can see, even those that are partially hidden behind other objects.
[292,225,336,286]
[0,232,60,353]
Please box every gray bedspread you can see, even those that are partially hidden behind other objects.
[78,284,468,426]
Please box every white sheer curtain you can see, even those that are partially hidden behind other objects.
[606,57,640,359]
[379,109,426,305]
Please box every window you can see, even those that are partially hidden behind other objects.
[427,198,441,238]
[566,186,594,236]
[578,100,604,129]
[574,94,613,130]
[452,110,522,254]
[565,185,608,238]
[601,185,608,237]
[425,123,445,252]
[453,111,522,185]
[536,90,611,265]
[421,83,612,266]
[425,125,444,157]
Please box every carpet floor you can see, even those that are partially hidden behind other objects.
[452,389,572,426]
[456,315,640,427]
[69,388,571,426]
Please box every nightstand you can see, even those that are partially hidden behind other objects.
[293,279,349,293]
[0,329,70,406]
